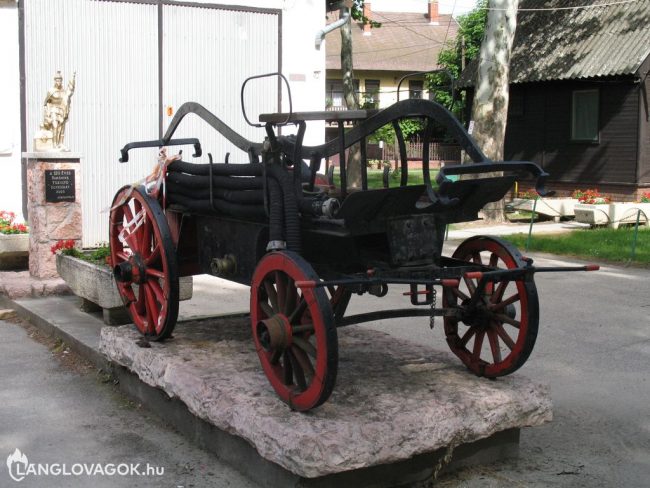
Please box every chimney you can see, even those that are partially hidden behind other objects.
[363,2,372,35]
[428,0,439,25]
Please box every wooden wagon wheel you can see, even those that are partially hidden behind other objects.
[109,185,179,341]
[251,251,338,411]
[442,236,539,377]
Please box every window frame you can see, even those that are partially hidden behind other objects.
[364,79,380,108]
[571,89,600,143]
[409,80,424,100]
[325,79,360,108]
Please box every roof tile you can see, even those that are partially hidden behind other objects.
[326,11,459,72]
[459,0,650,86]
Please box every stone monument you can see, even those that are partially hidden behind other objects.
[24,71,82,279]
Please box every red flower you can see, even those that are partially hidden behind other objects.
[50,239,76,255]
[574,188,610,205]
[0,210,28,234]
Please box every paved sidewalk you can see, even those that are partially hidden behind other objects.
[446,220,590,241]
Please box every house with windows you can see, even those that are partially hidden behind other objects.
[325,1,458,113]
[458,0,650,200]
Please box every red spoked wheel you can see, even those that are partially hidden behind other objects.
[251,251,338,411]
[109,185,179,341]
[442,236,539,377]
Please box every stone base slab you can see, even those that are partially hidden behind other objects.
[100,318,552,482]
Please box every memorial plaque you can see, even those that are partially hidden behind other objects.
[45,169,76,202]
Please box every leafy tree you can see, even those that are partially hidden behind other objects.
[427,0,487,117]
[350,0,380,27]
[368,120,424,145]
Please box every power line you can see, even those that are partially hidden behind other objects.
[372,11,442,43]
[370,18,457,25]
[442,0,459,54]
[378,45,444,62]
[330,45,445,63]
[483,0,642,12]
[325,41,446,57]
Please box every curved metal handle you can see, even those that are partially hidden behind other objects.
[277,98,488,163]
[118,138,201,163]
[241,72,293,128]
[396,68,455,103]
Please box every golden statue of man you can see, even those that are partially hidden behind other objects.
[35,71,76,151]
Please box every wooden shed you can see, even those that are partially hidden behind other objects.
[459,0,650,200]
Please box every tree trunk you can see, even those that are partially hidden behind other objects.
[469,0,518,223]
[340,7,362,188]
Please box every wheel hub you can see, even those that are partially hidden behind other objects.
[132,254,147,284]
[113,261,133,283]
[460,298,492,329]
[256,314,293,352]
[114,254,147,285]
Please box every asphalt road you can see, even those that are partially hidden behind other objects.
[0,319,257,488]
[1,248,648,487]
[355,247,650,487]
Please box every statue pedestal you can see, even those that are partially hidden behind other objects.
[24,152,82,279]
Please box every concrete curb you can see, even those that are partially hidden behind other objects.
[0,294,110,371]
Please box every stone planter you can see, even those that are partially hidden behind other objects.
[574,202,650,229]
[56,253,193,325]
[511,198,579,222]
[0,233,29,270]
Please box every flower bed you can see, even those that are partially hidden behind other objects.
[574,202,650,229]
[0,210,29,270]
[572,188,650,229]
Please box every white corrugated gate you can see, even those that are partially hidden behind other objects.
[24,0,279,246]
[162,3,278,164]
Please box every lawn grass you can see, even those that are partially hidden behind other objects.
[506,210,542,222]
[331,169,432,189]
[502,227,650,264]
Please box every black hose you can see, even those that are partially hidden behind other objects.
[167,192,266,220]
[168,160,263,177]
[166,171,263,191]
[267,178,284,243]
[167,180,264,204]
[165,160,301,253]
[267,165,301,253]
